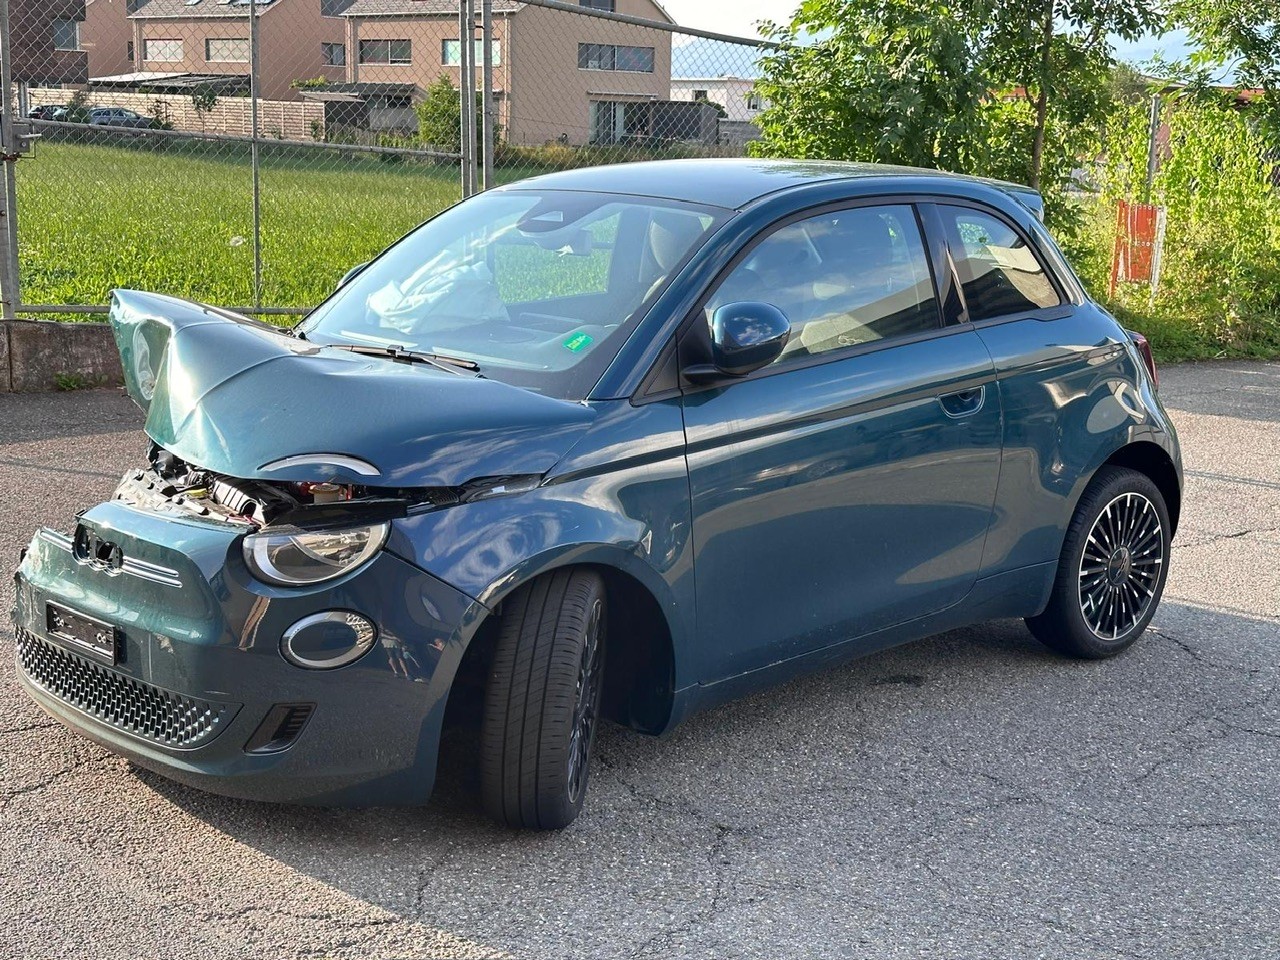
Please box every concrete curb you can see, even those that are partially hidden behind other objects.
[2,319,124,393]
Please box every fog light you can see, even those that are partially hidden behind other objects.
[281,611,377,670]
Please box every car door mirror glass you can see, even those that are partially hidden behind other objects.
[699,301,791,379]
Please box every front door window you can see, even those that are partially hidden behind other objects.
[704,205,941,365]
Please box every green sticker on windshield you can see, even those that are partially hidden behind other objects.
[563,332,594,353]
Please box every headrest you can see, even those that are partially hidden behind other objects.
[648,211,705,272]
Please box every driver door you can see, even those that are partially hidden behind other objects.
[681,203,1002,683]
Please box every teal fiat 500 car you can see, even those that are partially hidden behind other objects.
[12,160,1181,829]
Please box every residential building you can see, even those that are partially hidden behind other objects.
[670,75,765,148]
[670,75,765,122]
[11,0,89,85]
[69,0,675,144]
[339,0,674,144]
[79,0,134,79]
[123,0,347,100]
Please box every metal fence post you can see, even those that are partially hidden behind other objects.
[459,0,476,197]
[481,0,495,190]
[249,0,263,310]
[0,0,21,319]
[1144,93,1161,205]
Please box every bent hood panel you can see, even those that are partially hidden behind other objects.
[109,290,595,487]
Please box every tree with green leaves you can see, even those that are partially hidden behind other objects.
[191,85,218,134]
[1170,1,1280,129]
[1172,0,1280,89]
[750,0,988,171]
[415,75,495,153]
[981,0,1160,188]
[416,76,463,150]
[749,0,1161,211]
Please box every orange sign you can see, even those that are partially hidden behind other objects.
[1110,200,1165,294]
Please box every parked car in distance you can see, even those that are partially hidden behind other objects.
[12,159,1181,830]
[28,104,68,121]
[87,107,157,129]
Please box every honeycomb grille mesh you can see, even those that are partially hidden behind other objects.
[16,628,234,749]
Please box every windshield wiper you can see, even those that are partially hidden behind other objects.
[326,343,483,376]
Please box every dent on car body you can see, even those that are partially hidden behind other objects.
[108,290,596,492]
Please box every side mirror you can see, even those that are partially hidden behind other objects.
[337,262,369,290]
[686,301,791,382]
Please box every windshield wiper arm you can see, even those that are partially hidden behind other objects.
[326,343,483,376]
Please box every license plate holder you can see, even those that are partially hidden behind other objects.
[46,602,119,665]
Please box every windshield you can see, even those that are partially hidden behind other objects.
[299,189,727,399]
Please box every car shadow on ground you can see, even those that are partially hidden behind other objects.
[124,597,1279,956]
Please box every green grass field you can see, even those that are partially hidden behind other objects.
[18,142,476,315]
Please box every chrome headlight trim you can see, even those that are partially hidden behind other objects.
[243,522,390,587]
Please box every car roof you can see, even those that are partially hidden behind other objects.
[501,158,1044,218]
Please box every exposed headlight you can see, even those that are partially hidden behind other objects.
[244,522,389,586]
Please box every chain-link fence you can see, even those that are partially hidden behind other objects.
[0,0,770,320]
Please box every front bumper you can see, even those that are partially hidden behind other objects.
[12,500,483,805]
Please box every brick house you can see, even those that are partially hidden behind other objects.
[121,0,348,101]
[80,0,137,79]
[338,0,674,145]
[73,0,673,144]
[10,0,89,84]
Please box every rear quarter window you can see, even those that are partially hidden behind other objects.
[941,206,1060,321]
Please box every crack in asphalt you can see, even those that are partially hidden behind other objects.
[1178,524,1280,549]
[411,841,463,924]
[628,822,735,959]
[595,748,707,821]
[593,749,746,959]
[924,739,1280,840]
[0,719,59,736]
[1149,627,1266,677]
[0,755,116,810]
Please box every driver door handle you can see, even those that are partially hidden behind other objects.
[938,385,986,418]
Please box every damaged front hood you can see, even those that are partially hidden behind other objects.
[109,290,595,487]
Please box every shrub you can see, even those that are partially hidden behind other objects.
[1093,98,1280,356]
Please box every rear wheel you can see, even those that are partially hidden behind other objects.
[480,569,606,830]
[1027,466,1171,659]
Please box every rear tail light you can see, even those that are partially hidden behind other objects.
[1128,330,1158,388]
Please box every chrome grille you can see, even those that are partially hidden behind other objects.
[16,628,236,749]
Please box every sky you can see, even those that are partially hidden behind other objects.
[659,0,789,40]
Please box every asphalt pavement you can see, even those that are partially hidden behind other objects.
[1,362,1277,960]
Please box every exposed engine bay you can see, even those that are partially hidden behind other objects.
[110,443,525,531]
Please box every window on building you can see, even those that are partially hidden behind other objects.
[938,206,1061,321]
[52,19,81,52]
[579,0,616,9]
[746,93,763,111]
[358,39,412,65]
[692,89,709,101]
[375,93,413,111]
[322,42,346,66]
[205,37,249,62]
[704,206,941,362]
[578,43,654,73]
[590,100,651,143]
[441,39,502,66]
[126,40,135,62]
[144,38,184,62]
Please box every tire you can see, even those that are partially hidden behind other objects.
[480,568,606,829]
[1027,466,1171,659]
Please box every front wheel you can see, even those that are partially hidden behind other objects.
[480,569,606,829]
[1027,466,1171,659]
